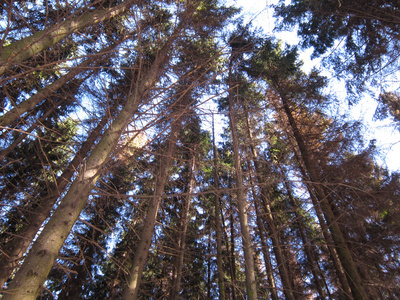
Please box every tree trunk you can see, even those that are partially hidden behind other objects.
[280,165,329,299]
[248,174,279,300]
[0,112,109,289]
[170,149,196,300]
[0,1,134,76]
[3,36,174,300]
[212,117,227,300]
[227,62,258,299]
[243,106,294,300]
[279,90,368,300]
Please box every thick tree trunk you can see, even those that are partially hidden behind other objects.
[279,91,368,300]
[0,112,108,289]
[0,1,134,76]
[228,69,258,299]
[3,37,173,300]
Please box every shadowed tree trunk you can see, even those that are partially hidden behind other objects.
[212,117,227,300]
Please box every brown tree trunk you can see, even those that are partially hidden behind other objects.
[243,107,294,300]
[212,116,227,300]
[279,90,367,300]
[248,174,279,300]
[280,166,329,299]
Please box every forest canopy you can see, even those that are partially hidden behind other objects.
[0,0,399,299]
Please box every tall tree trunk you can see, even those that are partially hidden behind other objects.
[280,165,329,299]
[169,149,197,300]
[0,111,109,289]
[243,106,294,300]
[279,90,368,300]
[0,1,134,76]
[227,61,258,299]
[123,76,198,298]
[3,35,175,300]
[212,118,227,300]
[248,174,279,300]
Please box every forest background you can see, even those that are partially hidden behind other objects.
[0,0,399,299]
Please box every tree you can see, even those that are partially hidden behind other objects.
[274,0,400,85]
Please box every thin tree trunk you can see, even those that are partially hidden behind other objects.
[242,106,294,300]
[123,86,195,299]
[3,36,174,300]
[0,1,134,76]
[279,91,368,300]
[212,116,227,300]
[280,165,329,299]
[248,174,279,300]
[170,149,196,300]
[227,61,258,299]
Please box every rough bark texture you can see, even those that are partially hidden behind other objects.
[170,151,196,300]
[0,113,108,288]
[243,108,294,300]
[212,122,227,300]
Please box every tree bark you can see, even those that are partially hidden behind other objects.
[169,149,196,300]
[123,121,179,300]
[212,117,227,300]
[243,106,294,300]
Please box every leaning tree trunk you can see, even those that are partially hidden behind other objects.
[280,165,329,299]
[2,33,175,300]
[279,90,368,300]
[0,111,109,289]
[123,120,180,300]
[248,174,279,300]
